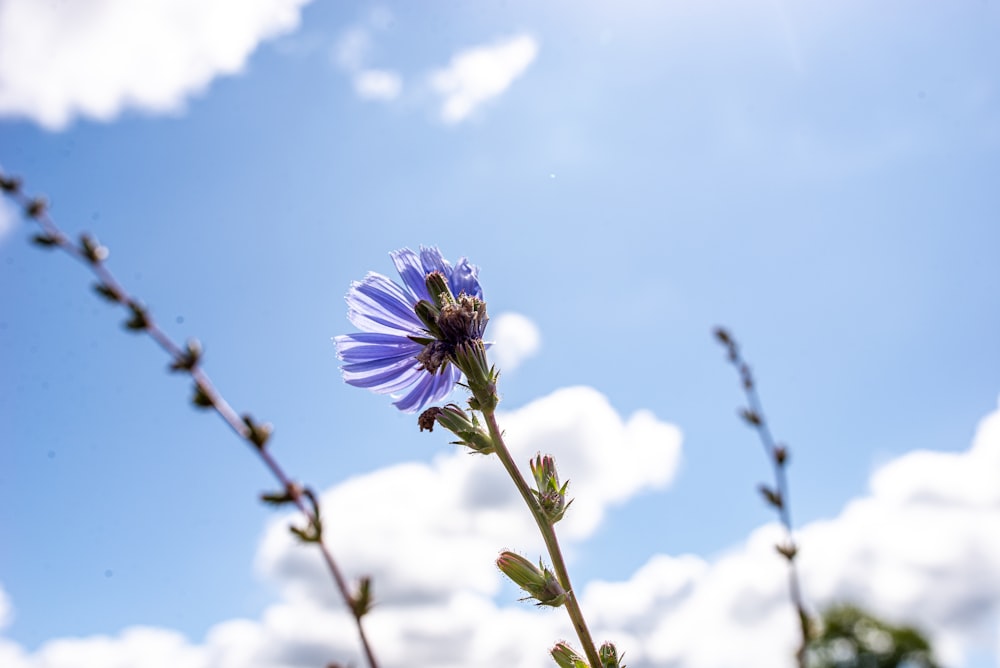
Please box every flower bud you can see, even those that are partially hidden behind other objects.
[551,641,589,668]
[530,454,573,523]
[598,642,625,667]
[349,576,374,619]
[413,300,443,338]
[424,271,455,308]
[496,551,567,607]
[420,404,494,454]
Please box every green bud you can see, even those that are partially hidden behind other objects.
[530,454,573,523]
[598,642,625,668]
[428,404,494,454]
[551,642,589,668]
[413,300,443,338]
[496,551,567,607]
[350,576,374,618]
[424,271,455,308]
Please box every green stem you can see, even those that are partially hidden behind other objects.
[482,409,603,668]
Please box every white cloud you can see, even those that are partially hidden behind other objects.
[0,0,310,130]
[332,9,401,104]
[430,34,539,124]
[332,27,372,72]
[6,395,1000,667]
[0,194,17,243]
[353,69,402,101]
[0,584,11,629]
[489,312,541,372]
[256,386,682,606]
[587,397,1000,668]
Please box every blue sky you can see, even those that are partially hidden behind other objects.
[1,1,999,666]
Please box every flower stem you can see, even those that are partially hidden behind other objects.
[482,409,602,668]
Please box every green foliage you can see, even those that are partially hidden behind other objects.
[807,604,939,668]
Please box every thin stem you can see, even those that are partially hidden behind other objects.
[482,409,603,668]
[715,328,810,668]
[4,176,378,668]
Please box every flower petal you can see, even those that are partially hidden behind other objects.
[346,273,424,336]
[419,245,450,279]
[390,248,432,304]
[335,332,422,362]
[392,366,460,412]
[449,257,482,299]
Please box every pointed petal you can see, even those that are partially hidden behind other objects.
[419,245,450,279]
[449,257,483,299]
[390,248,432,304]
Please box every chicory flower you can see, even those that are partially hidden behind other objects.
[334,246,483,412]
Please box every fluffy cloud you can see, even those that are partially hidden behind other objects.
[332,10,402,103]
[489,312,542,372]
[430,34,538,124]
[0,0,310,130]
[583,397,1000,667]
[256,386,682,607]
[5,395,1000,667]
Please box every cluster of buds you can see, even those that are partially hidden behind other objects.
[551,641,625,668]
[530,454,573,523]
[496,551,567,608]
[412,271,497,411]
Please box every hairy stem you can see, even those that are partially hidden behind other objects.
[482,409,602,668]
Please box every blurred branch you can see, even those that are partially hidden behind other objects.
[1,172,379,668]
[714,327,812,668]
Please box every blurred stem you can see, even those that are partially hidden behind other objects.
[482,409,602,668]
[718,329,810,668]
[4,174,378,668]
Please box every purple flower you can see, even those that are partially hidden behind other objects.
[334,246,483,412]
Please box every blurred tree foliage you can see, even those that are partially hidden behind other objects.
[807,604,940,668]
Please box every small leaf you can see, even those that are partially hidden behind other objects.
[124,301,150,331]
[740,408,762,426]
[776,542,798,561]
[713,327,732,345]
[31,233,59,247]
[243,414,272,450]
[289,517,322,543]
[25,198,46,219]
[191,382,214,409]
[0,175,21,193]
[169,339,203,372]
[93,282,123,303]
[261,489,296,506]
[758,484,783,509]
